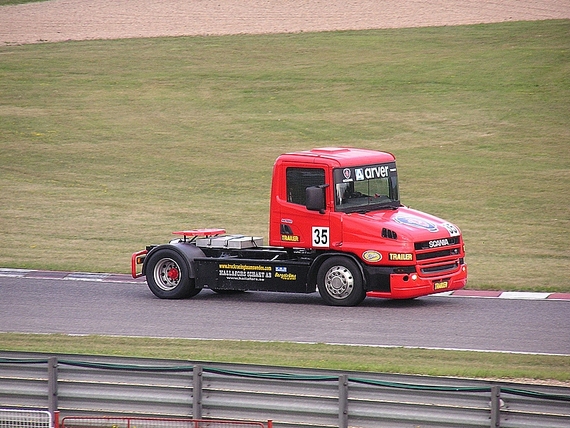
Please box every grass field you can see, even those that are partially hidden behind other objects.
[1,333,569,383]
[1,20,569,292]
[0,0,46,5]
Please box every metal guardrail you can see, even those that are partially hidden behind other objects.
[1,351,569,428]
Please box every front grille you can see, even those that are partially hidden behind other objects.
[416,248,460,261]
[421,262,458,275]
[413,236,463,277]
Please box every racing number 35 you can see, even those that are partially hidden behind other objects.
[312,227,329,248]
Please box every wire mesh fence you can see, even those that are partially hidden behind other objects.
[60,417,267,428]
[0,409,52,428]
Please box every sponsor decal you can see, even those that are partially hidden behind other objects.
[218,263,272,282]
[281,234,300,242]
[389,253,413,261]
[428,238,450,248]
[442,222,460,237]
[343,168,352,179]
[362,250,382,262]
[275,266,287,273]
[394,215,439,233]
[275,272,297,281]
[434,280,449,290]
[354,165,390,181]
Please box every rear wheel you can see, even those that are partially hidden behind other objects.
[317,257,366,306]
[145,249,200,299]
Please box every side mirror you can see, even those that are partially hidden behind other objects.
[306,185,327,213]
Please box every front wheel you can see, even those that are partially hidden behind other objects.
[317,257,366,306]
[145,248,200,299]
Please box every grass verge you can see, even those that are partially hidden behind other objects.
[1,333,569,384]
[0,0,48,6]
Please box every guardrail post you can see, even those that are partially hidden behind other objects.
[339,374,348,428]
[193,364,203,419]
[490,385,501,427]
[48,357,58,420]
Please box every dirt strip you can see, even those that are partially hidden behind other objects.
[1,0,569,46]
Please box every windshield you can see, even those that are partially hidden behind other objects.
[334,162,399,213]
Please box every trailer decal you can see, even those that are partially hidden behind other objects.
[281,234,300,242]
[389,253,413,261]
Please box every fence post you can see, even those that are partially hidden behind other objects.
[338,374,348,428]
[53,411,60,428]
[490,385,501,428]
[193,364,203,419]
[48,357,58,419]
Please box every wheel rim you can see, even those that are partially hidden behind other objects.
[153,257,181,291]
[324,265,354,300]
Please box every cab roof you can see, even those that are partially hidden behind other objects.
[276,147,396,168]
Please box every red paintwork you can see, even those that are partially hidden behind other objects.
[366,266,467,300]
[131,249,148,278]
[172,228,226,237]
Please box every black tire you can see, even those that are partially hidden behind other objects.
[145,248,200,299]
[317,256,366,306]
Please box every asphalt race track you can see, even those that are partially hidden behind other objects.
[0,274,569,355]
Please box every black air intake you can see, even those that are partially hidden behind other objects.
[382,228,398,239]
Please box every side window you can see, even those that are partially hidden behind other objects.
[286,168,325,206]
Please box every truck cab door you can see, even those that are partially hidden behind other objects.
[275,166,331,249]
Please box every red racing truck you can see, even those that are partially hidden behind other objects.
[132,147,467,306]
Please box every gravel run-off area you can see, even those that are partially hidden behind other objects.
[1,0,569,46]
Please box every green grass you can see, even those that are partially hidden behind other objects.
[1,333,569,383]
[0,20,569,292]
[0,0,48,6]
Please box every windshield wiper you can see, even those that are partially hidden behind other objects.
[380,201,400,210]
[348,201,400,214]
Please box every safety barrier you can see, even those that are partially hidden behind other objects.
[0,408,52,428]
[61,416,269,428]
[1,351,569,428]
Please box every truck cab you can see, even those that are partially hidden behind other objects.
[269,147,467,300]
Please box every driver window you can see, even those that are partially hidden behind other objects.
[286,168,325,205]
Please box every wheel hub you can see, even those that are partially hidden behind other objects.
[153,257,181,291]
[325,266,354,299]
[167,267,179,281]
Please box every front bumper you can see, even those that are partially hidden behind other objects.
[366,264,467,299]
